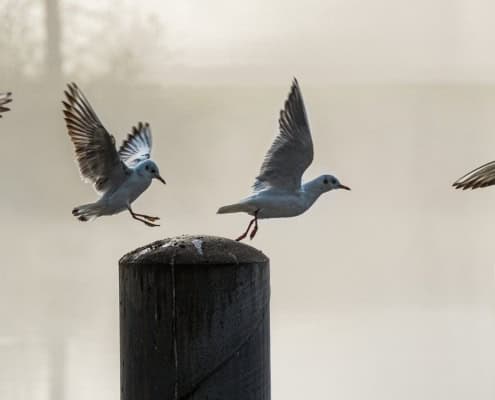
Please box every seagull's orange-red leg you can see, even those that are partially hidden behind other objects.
[249,215,259,240]
[236,210,259,241]
[235,218,255,241]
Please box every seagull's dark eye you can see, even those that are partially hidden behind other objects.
[331,178,337,185]
[151,169,156,174]
[323,178,329,184]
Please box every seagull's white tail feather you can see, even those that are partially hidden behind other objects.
[72,203,103,222]
[217,203,247,214]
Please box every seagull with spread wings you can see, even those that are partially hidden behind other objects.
[217,79,350,241]
[63,83,165,227]
[0,92,12,117]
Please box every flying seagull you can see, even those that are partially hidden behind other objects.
[217,78,350,241]
[453,159,495,190]
[0,92,12,117]
[63,83,165,227]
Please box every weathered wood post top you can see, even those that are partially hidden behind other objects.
[119,235,271,400]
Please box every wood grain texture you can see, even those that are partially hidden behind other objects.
[119,235,270,400]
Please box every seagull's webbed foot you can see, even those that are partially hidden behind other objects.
[235,229,250,242]
[132,215,160,227]
[133,212,160,222]
[128,207,160,227]
[138,218,160,227]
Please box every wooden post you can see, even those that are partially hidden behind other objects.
[119,235,270,400]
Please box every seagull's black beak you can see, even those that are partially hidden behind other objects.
[339,184,351,191]
[155,175,166,184]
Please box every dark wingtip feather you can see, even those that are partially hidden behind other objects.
[0,92,13,117]
[452,180,492,190]
[67,82,78,93]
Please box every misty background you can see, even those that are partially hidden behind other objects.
[1,0,495,399]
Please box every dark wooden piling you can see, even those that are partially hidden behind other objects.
[119,235,270,400]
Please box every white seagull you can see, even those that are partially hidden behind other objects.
[0,92,12,117]
[453,159,495,190]
[217,78,350,241]
[63,83,165,227]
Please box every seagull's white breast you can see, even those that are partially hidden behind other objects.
[100,171,152,214]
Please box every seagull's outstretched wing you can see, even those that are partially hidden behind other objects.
[118,122,152,167]
[0,92,12,117]
[63,83,129,193]
[253,78,314,192]
[453,160,495,190]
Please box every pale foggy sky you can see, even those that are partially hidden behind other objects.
[95,0,495,83]
[33,0,495,83]
[4,2,495,399]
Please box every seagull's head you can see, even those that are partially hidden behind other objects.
[138,160,166,184]
[318,174,350,193]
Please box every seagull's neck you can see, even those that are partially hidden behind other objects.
[134,167,151,181]
[301,178,326,207]
[130,168,153,188]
